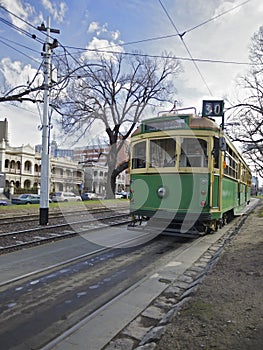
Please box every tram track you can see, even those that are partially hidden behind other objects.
[0,205,127,226]
[0,210,130,254]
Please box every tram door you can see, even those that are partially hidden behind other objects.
[211,138,220,209]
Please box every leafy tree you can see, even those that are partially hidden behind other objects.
[55,52,182,197]
[226,26,263,178]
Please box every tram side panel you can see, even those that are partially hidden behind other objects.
[130,172,210,223]
[221,177,238,214]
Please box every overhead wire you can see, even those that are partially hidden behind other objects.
[0,36,41,63]
[0,4,91,85]
[64,0,252,57]
[0,16,44,45]
[0,0,255,90]
[0,35,40,54]
[63,45,252,66]
[0,38,40,63]
[2,0,252,69]
[0,4,47,42]
[0,2,253,68]
[185,0,251,34]
[158,0,213,96]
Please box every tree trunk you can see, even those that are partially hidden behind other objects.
[105,144,118,199]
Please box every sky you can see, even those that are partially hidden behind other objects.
[0,0,262,148]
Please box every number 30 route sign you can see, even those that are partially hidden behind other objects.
[202,100,224,117]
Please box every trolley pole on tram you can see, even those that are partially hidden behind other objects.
[38,17,60,225]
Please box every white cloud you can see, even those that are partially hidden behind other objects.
[88,21,101,34]
[0,57,41,88]
[41,0,67,23]
[0,0,34,28]
[111,30,120,41]
[88,21,120,41]
[83,37,124,61]
[88,21,108,35]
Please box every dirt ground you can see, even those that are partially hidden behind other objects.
[156,199,263,350]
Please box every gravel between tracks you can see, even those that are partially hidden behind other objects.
[154,199,263,350]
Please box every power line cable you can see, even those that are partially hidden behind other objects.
[158,0,213,96]
[0,5,83,82]
[63,45,252,65]
[0,35,40,54]
[66,0,251,54]
[0,38,40,63]
[0,1,254,92]
[0,4,46,42]
[0,16,43,44]
[185,0,251,34]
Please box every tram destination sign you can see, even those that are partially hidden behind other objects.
[202,100,224,117]
[144,116,189,132]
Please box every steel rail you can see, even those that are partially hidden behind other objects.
[0,205,127,226]
[0,212,130,253]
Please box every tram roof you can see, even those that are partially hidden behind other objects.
[132,113,220,136]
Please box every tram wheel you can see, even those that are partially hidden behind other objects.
[205,220,218,234]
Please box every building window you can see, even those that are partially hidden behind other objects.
[24,160,32,172]
[5,159,9,168]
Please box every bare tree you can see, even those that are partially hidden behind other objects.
[226,26,263,177]
[55,52,182,197]
[0,52,72,105]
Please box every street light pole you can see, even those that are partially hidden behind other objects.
[38,17,59,225]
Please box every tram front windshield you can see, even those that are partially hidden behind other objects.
[131,137,208,169]
[150,139,176,167]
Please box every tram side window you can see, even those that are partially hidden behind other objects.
[213,137,220,168]
[180,138,208,167]
[132,141,146,169]
[224,146,238,178]
[150,138,176,167]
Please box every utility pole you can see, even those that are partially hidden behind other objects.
[38,17,60,225]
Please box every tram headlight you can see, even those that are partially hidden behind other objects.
[157,186,168,198]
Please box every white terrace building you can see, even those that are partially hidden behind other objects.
[0,138,84,196]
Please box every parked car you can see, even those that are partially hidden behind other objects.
[81,193,92,201]
[0,200,8,206]
[51,191,82,202]
[115,191,129,199]
[87,192,98,199]
[11,194,41,205]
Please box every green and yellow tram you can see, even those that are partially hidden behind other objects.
[129,101,251,236]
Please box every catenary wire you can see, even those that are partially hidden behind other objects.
[0,5,47,42]
[0,16,44,45]
[0,35,40,54]
[0,38,40,63]
[185,0,251,34]
[158,0,212,96]
[65,0,251,54]
[63,46,252,65]
[0,2,254,71]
